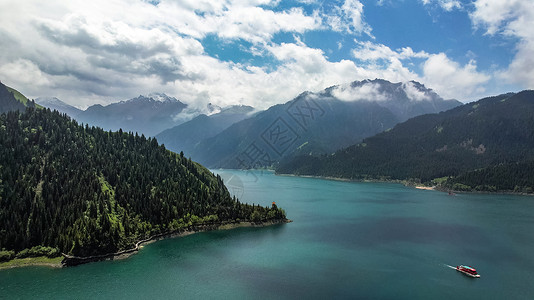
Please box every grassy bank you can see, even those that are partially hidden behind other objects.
[0,256,63,270]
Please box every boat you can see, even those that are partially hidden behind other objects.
[456,265,480,278]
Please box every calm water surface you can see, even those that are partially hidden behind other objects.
[1,170,534,299]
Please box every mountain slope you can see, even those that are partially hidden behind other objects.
[76,93,187,136]
[36,97,82,117]
[0,82,38,113]
[276,90,534,192]
[0,108,286,258]
[156,105,255,156]
[191,79,460,168]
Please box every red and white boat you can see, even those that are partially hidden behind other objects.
[456,265,480,278]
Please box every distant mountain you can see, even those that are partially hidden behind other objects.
[0,82,38,113]
[276,90,534,193]
[76,93,188,136]
[36,97,82,117]
[156,105,255,156]
[190,79,461,168]
[327,79,460,122]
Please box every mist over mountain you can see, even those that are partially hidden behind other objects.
[329,79,460,122]
[276,90,534,193]
[35,97,82,118]
[189,79,461,168]
[156,105,255,156]
[76,93,188,136]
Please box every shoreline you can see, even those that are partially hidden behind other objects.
[276,173,403,184]
[277,172,411,186]
[276,173,534,196]
[0,219,291,270]
[61,218,291,267]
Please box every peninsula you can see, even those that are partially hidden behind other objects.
[0,107,288,267]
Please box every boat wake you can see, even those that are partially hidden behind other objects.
[443,264,456,270]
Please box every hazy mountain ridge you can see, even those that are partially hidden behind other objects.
[156,105,255,156]
[35,97,82,117]
[189,79,461,168]
[76,93,188,136]
[276,90,534,193]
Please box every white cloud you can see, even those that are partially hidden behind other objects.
[0,59,52,88]
[152,0,323,44]
[470,0,534,89]
[352,41,430,62]
[205,6,322,44]
[350,40,490,100]
[331,82,390,102]
[350,41,426,83]
[0,0,325,109]
[325,0,372,36]
[0,0,520,112]
[402,82,431,101]
[331,81,434,102]
[421,0,462,11]
[422,53,490,99]
[470,0,524,35]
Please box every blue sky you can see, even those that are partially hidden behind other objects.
[0,0,532,110]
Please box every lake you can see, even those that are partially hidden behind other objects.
[1,170,534,299]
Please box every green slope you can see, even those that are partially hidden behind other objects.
[276,90,534,193]
[0,108,286,258]
[0,83,42,113]
[6,86,30,105]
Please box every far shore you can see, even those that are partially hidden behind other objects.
[414,185,435,191]
[277,173,397,183]
[276,172,534,196]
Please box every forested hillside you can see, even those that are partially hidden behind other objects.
[277,91,534,193]
[0,108,285,258]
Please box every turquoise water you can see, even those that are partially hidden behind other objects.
[2,170,534,299]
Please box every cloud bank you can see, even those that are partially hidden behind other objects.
[0,0,529,110]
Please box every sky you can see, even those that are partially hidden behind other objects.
[0,0,532,110]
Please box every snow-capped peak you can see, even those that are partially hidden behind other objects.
[146,92,179,103]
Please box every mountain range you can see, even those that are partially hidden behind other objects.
[35,97,82,118]
[75,93,188,136]
[33,93,233,137]
[27,79,459,154]
[186,79,461,168]
[276,90,534,193]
